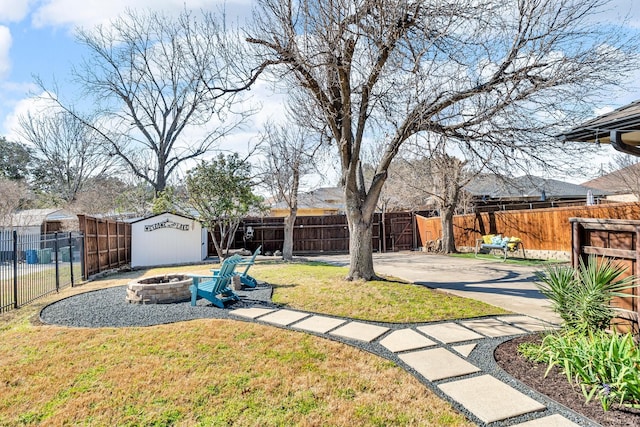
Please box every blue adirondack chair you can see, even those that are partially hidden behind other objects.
[189,254,243,307]
[211,246,262,288]
[237,245,261,288]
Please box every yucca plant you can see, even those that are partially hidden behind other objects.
[535,264,577,326]
[536,255,637,333]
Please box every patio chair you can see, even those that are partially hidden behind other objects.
[237,245,261,288]
[189,254,243,307]
[211,246,262,288]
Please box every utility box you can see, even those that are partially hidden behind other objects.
[37,248,52,264]
[26,250,38,264]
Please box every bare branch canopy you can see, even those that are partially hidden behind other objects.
[247,0,639,279]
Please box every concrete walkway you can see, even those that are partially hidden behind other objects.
[225,252,590,426]
[229,306,590,426]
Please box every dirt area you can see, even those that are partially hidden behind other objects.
[494,335,640,426]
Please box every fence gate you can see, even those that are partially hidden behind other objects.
[388,215,414,251]
[571,218,639,333]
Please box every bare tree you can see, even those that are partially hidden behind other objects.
[70,176,151,218]
[41,8,257,196]
[17,110,113,204]
[424,152,470,254]
[0,179,31,227]
[603,154,640,201]
[258,119,322,261]
[247,0,638,279]
[380,140,480,254]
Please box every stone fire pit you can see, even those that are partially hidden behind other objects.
[126,274,193,304]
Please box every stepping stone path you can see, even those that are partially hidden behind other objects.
[230,307,587,426]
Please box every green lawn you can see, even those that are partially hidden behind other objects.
[449,252,569,267]
[252,261,508,322]
[0,259,507,426]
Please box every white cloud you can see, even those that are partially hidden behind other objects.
[3,91,60,143]
[30,0,248,29]
[0,1,31,22]
[0,25,11,79]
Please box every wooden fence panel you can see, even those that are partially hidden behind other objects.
[416,202,640,252]
[233,212,412,255]
[571,218,639,333]
[78,215,131,279]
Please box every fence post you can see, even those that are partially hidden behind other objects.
[80,232,86,280]
[69,232,75,287]
[12,230,18,309]
[54,232,60,292]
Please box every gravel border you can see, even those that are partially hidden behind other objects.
[39,284,277,328]
[39,286,596,427]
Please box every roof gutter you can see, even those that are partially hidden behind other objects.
[610,130,640,157]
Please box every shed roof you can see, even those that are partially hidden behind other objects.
[8,209,76,227]
[130,211,199,225]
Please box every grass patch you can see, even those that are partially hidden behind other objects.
[0,307,472,426]
[0,258,507,425]
[251,261,508,322]
[449,252,568,266]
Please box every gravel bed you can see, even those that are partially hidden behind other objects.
[39,284,277,328]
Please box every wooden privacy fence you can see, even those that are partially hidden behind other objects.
[416,202,640,253]
[77,215,131,279]
[571,218,640,332]
[230,212,416,255]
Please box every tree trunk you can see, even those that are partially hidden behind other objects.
[224,220,240,256]
[346,210,377,280]
[282,210,296,261]
[440,206,457,254]
[155,161,167,196]
[211,225,225,260]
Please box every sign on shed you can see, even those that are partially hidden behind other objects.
[131,212,206,268]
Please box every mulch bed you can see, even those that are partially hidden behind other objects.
[494,334,640,427]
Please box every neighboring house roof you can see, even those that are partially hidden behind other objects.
[6,209,76,227]
[465,174,608,200]
[271,187,345,211]
[582,163,640,195]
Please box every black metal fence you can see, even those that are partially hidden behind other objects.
[0,231,84,313]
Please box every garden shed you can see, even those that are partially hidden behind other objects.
[130,212,207,268]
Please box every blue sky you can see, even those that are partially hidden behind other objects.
[1,0,640,184]
[0,0,258,141]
